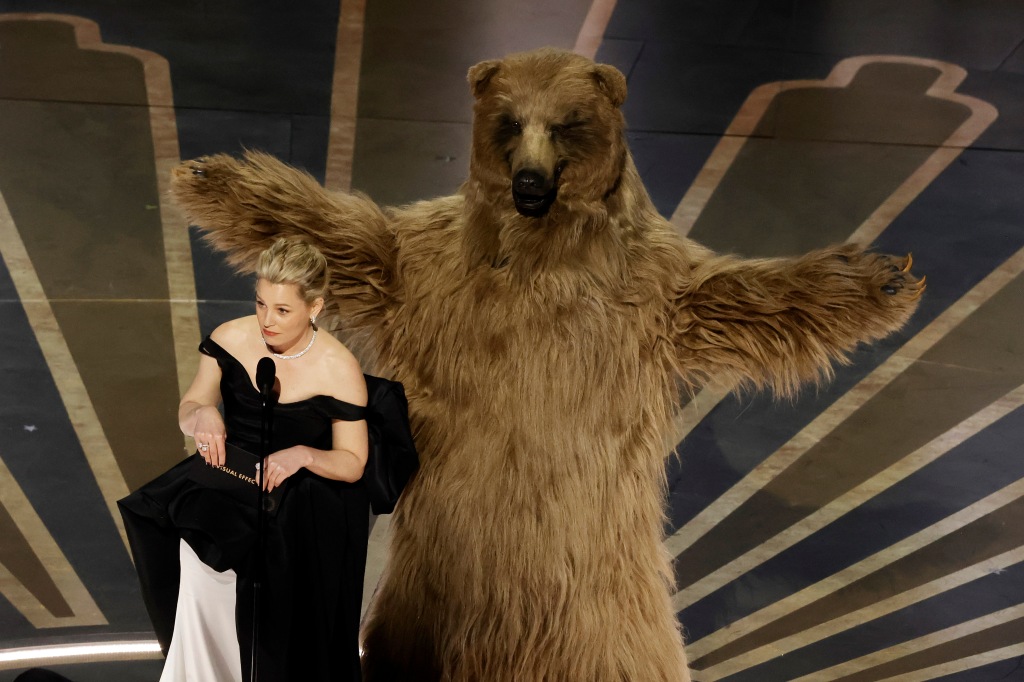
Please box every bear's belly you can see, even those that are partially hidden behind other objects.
[398,336,677,577]
[398,416,671,587]
[379,429,682,680]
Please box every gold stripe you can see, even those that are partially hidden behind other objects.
[692,483,1024,680]
[0,11,201,552]
[873,643,1024,682]
[0,189,131,552]
[789,603,1024,682]
[0,14,200,418]
[690,477,1024,665]
[325,0,367,192]
[670,55,997,238]
[844,57,998,246]
[671,384,732,447]
[573,0,618,60]
[67,15,198,402]
[665,247,1024,564]
[662,56,1000,546]
[324,1,389,618]
[0,451,105,628]
[676,382,1024,614]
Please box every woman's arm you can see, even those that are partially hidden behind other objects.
[178,353,227,465]
[262,354,369,491]
[263,419,369,491]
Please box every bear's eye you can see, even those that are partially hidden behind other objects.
[550,120,587,141]
[501,117,522,134]
[495,116,523,145]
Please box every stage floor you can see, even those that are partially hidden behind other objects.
[1,1,1023,680]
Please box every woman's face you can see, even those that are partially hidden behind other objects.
[255,279,323,350]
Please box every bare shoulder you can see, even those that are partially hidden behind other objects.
[210,316,258,355]
[316,333,367,406]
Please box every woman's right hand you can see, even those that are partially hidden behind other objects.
[193,405,227,466]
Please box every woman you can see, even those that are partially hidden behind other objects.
[119,238,369,681]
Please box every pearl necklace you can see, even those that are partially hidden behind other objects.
[264,328,317,360]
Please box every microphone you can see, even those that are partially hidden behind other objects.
[256,357,277,401]
[252,357,276,680]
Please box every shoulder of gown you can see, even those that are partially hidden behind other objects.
[199,335,232,360]
[307,394,367,422]
[200,335,366,421]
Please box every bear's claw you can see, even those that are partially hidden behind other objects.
[877,251,924,299]
[913,276,927,300]
[902,253,913,272]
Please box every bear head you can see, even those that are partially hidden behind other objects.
[468,47,626,216]
[466,49,630,231]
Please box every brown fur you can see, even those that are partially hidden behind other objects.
[170,48,923,682]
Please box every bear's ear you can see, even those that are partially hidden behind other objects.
[592,63,627,107]
[468,59,502,98]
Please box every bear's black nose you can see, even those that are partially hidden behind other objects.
[513,169,551,197]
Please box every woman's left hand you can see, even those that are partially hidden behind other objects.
[260,446,311,492]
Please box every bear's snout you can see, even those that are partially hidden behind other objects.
[512,168,556,217]
[513,169,551,196]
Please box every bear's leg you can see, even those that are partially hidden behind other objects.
[361,584,443,682]
[361,625,441,682]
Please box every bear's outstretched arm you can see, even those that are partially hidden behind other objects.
[670,243,924,398]
[170,151,396,326]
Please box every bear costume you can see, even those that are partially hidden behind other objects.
[170,48,923,682]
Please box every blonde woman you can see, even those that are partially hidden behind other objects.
[119,238,369,681]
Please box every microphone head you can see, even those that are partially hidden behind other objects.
[256,357,277,396]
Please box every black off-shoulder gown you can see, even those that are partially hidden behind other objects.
[118,337,369,682]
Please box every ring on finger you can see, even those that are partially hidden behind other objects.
[199,443,209,451]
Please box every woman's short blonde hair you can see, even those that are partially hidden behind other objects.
[256,238,330,304]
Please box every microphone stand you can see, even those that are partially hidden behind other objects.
[252,384,274,682]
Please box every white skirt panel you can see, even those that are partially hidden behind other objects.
[159,539,243,682]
